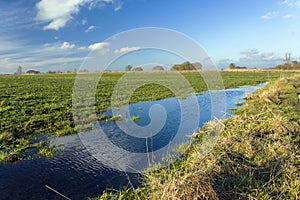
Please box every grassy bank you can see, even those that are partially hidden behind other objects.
[98,74,300,199]
[0,71,297,162]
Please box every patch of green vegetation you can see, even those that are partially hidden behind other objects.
[98,188,150,200]
[111,115,123,121]
[0,71,297,162]
[37,143,56,158]
[97,115,123,121]
[97,115,112,121]
[96,74,300,199]
[0,151,8,162]
[131,116,140,121]
[234,101,244,106]
[97,114,140,122]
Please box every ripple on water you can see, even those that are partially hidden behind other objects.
[0,83,266,199]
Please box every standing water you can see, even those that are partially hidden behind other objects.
[0,83,266,199]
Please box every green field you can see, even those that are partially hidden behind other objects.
[0,71,297,162]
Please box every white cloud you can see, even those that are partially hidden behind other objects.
[36,0,87,30]
[280,0,300,7]
[88,42,109,51]
[77,42,110,51]
[113,0,123,11]
[238,49,283,68]
[61,41,76,49]
[240,49,276,61]
[78,46,87,50]
[85,25,96,32]
[87,0,123,10]
[217,49,290,69]
[0,2,38,36]
[280,0,290,6]
[240,49,260,57]
[35,0,123,30]
[82,18,88,25]
[114,46,140,54]
[216,59,234,69]
[0,40,87,73]
[0,39,22,52]
[283,14,294,19]
[261,11,280,19]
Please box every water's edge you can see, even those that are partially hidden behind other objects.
[0,83,267,199]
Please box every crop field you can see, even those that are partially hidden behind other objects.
[0,71,297,162]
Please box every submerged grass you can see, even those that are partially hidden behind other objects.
[97,75,300,199]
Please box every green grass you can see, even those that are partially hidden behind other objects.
[96,74,300,199]
[0,71,297,161]
[97,115,123,121]
[131,116,140,121]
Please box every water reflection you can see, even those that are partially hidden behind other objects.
[0,83,266,199]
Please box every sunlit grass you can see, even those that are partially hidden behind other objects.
[97,74,300,199]
[0,71,297,161]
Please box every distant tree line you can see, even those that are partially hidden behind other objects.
[125,65,144,71]
[132,67,143,71]
[152,65,164,71]
[170,61,202,71]
[125,65,133,71]
[275,61,300,70]
[273,53,300,70]
[229,63,247,69]
[125,61,202,72]
[13,67,83,75]
[26,70,41,74]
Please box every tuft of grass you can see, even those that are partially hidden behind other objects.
[98,188,150,200]
[131,116,140,121]
[234,101,244,106]
[0,151,8,162]
[38,146,55,158]
[36,141,56,158]
[111,115,123,121]
[97,115,123,122]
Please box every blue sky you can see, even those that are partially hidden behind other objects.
[0,0,300,73]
